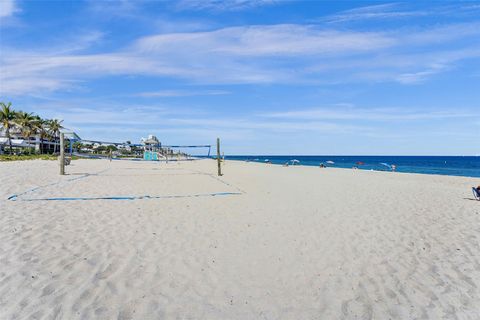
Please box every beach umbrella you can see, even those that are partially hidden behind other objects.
[290,159,300,165]
[356,161,365,165]
[326,160,335,164]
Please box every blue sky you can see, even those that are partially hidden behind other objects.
[1,0,480,155]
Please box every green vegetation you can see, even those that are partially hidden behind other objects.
[0,154,58,161]
[0,101,64,155]
[0,154,80,162]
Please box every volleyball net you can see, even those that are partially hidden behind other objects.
[69,139,212,161]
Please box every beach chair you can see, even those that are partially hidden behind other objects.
[472,187,480,200]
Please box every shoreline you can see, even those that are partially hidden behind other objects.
[1,155,478,179]
[224,158,480,180]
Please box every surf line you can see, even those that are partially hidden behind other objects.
[7,168,110,201]
[15,192,242,202]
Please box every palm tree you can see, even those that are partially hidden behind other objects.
[33,116,49,154]
[48,119,64,154]
[14,111,36,154]
[0,102,16,154]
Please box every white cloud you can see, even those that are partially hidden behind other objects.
[21,96,477,154]
[0,0,17,18]
[322,2,480,24]
[0,77,75,95]
[324,3,428,23]
[176,0,278,11]
[2,21,480,95]
[395,64,447,84]
[0,25,396,95]
[135,25,394,56]
[402,22,480,46]
[86,0,143,18]
[262,105,476,121]
[136,90,230,97]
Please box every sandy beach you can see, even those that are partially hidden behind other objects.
[1,158,480,319]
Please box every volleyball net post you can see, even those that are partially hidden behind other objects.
[217,138,222,176]
[59,133,65,175]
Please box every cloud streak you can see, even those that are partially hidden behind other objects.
[135,25,393,56]
[136,90,230,97]
[176,0,279,11]
[19,91,478,154]
[262,105,476,121]
[2,18,480,95]
[0,0,17,18]
[324,3,428,23]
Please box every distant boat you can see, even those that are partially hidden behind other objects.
[326,160,335,164]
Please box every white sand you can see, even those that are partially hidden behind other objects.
[1,159,480,319]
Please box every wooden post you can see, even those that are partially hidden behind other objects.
[59,133,65,175]
[217,137,222,176]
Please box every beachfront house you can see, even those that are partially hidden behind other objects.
[141,135,161,150]
[118,144,132,152]
[0,127,81,154]
[141,134,162,160]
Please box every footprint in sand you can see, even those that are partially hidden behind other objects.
[341,297,373,320]
[41,283,56,297]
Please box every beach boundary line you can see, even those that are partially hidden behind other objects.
[7,165,244,202]
[187,169,246,194]
[12,192,242,202]
[7,168,110,201]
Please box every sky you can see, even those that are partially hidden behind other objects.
[1,0,480,155]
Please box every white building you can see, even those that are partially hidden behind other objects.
[0,128,81,154]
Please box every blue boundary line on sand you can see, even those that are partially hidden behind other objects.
[7,167,244,202]
[14,192,242,202]
[186,169,246,194]
[7,168,110,201]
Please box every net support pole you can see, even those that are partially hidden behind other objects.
[59,133,65,175]
[217,138,222,176]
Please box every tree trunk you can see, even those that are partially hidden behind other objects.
[25,135,30,154]
[53,134,57,154]
[6,129,13,154]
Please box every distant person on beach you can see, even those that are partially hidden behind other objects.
[391,164,396,171]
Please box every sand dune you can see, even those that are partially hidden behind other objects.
[1,159,480,319]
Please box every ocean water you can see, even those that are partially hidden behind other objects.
[223,155,480,178]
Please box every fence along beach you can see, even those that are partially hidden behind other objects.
[1,152,480,319]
